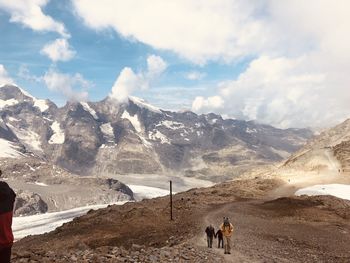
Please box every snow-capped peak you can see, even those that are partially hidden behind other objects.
[129,96,161,113]
[0,84,49,112]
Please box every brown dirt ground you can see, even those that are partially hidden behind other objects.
[13,178,350,262]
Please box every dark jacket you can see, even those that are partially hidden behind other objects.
[215,229,223,239]
[0,181,16,248]
[205,226,215,238]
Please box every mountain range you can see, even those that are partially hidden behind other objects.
[0,84,313,181]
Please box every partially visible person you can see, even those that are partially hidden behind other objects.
[0,169,16,263]
[215,228,224,248]
[220,217,234,254]
[205,224,215,248]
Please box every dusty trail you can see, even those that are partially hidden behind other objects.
[195,199,350,262]
[196,202,261,263]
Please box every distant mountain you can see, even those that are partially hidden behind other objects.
[282,118,350,172]
[0,84,313,181]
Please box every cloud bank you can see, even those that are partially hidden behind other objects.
[191,1,350,128]
[72,0,350,127]
[72,0,267,65]
[109,55,167,103]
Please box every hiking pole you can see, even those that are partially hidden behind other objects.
[170,180,173,221]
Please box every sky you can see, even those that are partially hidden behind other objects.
[0,0,349,129]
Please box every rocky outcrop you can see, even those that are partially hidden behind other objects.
[14,190,48,216]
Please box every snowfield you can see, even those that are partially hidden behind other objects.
[13,202,126,240]
[295,184,350,201]
[122,110,142,133]
[12,184,172,240]
[0,138,23,158]
[128,185,171,200]
[49,121,65,144]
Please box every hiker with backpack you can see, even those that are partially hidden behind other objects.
[0,169,16,263]
[220,217,234,254]
[205,224,215,248]
[215,228,224,248]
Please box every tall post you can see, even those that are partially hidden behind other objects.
[170,180,173,221]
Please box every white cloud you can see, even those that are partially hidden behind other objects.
[0,0,69,37]
[43,68,90,101]
[186,71,206,81]
[192,96,224,113]
[193,55,350,128]
[18,65,42,82]
[0,64,14,85]
[41,38,76,62]
[109,55,167,103]
[189,0,350,128]
[71,0,268,64]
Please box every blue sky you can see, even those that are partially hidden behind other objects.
[0,0,247,108]
[0,1,349,128]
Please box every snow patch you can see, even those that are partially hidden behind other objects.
[138,135,152,148]
[157,120,185,130]
[80,102,98,119]
[0,98,19,109]
[13,202,127,240]
[295,184,350,201]
[149,130,170,144]
[8,117,20,122]
[33,99,49,112]
[49,121,65,144]
[100,144,116,149]
[0,138,23,158]
[196,131,204,137]
[246,127,257,134]
[7,124,42,152]
[121,110,142,133]
[129,96,161,113]
[26,163,36,171]
[43,117,53,122]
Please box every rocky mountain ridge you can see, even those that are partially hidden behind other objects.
[282,118,350,172]
[0,84,313,181]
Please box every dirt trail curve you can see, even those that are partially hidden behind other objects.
[194,197,350,263]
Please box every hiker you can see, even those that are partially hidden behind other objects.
[220,217,234,254]
[215,229,224,248]
[0,169,16,263]
[205,224,215,248]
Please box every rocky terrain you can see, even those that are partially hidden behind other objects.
[0,157,134,215]
[282,118,350,172]
[12,177,350,262]
[8,113,350,262]
[0,84,313,181]
[236,118,350,197]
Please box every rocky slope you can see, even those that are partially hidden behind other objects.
[282,118,350,172]
[0,157,134,215]
[12,178,350,262]
[0,84,313,181]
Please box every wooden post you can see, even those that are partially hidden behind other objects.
[170,180,173,221]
